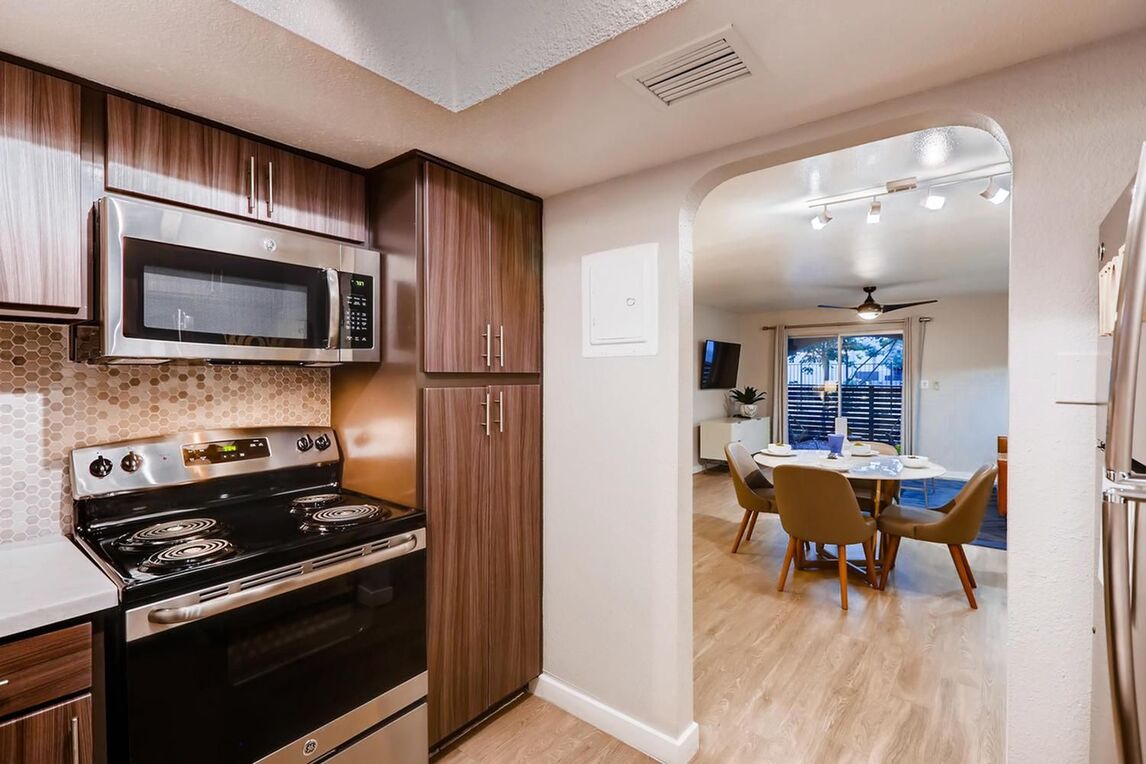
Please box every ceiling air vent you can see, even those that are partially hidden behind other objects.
[619,25,759,108]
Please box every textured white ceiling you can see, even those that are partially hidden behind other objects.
[228,0,686,111]
[694,127,1011,312]
[0,0,1142,196]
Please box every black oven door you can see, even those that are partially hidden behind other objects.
[122,549,426,764]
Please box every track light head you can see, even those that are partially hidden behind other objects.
[810,206,832,230]
[867,198,881,224]
[980,176,1010,204]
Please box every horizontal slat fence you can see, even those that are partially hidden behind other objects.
[787,383,902,449]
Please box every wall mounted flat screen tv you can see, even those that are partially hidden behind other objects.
[700,339,740,389]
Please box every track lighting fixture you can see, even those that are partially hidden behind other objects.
[921,188,946,211]
[980,175,1010,204]
[810,206,832,230]
[867,198,881,224]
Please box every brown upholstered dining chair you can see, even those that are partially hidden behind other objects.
[876,464,998,609]
[724,442,776,553]
[850,441,900,514]
[772,465,878,610]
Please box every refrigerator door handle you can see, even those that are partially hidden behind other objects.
[1106,143,1146,480]
[1104,492,1145,763]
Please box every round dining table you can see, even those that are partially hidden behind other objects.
[752,449,947,517]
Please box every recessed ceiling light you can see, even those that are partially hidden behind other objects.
[980,176,1010,204]
[922,189,946,211]
[867,199,881,224]
[811,206,833,230]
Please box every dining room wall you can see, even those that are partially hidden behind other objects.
[691,303,742,470]
[737,293,1009,476]
[541,30,1146,763]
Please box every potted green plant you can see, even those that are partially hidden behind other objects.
[729,386,766,418]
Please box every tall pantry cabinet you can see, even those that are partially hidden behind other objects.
[330,153,542,747]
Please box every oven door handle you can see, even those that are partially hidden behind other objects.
[325,268,341,350]
[146,533,420,627]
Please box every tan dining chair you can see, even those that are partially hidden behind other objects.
[876,464,998,609]
[850,441,900,514]
[772,465,878,610]
[724,442,776,553]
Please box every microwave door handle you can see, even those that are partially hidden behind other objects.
[325,269,341,350]
[1108,143,1146,479]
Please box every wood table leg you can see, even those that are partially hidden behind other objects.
[873,480,883,518]
[838,546,849,610]
[778,536,797,592]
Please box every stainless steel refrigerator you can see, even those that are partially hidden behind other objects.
[1096,143,1146,763]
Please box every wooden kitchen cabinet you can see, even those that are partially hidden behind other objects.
[422,162,541,374]
[424,384,541,744]
[0,694,92,764]
[105,97,366,241]
[0,60,85,313]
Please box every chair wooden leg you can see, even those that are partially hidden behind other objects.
[956,545,977,588]
[862,537,877,588]
[948,544,978,609]
[879,535,902,591]
[777,536,797,592]
[730,509,752,554]
[745,510,760,542]
[838,545,849,610]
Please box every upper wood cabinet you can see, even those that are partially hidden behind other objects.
[423,162,541,374]
[0,60,85,313]
[105,96,366,241]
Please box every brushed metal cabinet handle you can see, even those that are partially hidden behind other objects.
[480,323,491,368]
[495,391,504,433]
[247,156,255,214]
[267,160,274,216]
[497,325,505,368]
[0,679,9,688]
[71,715,80,764]
[480,392,491,436]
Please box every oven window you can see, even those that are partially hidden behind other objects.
[122,238,331,349]
[123,551,426,764]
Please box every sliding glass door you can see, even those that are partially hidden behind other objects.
[785,330,905,450]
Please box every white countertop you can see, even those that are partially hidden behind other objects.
[0,536,118,639]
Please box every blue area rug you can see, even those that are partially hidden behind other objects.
[897,477,1007,550]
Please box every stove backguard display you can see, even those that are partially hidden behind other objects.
[183,438,271,466]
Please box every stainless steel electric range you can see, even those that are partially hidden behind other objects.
[69,427,427,764]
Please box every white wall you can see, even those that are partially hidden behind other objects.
[737,294,1008,476]
[691,304,741,470]
[543,31,1146,762]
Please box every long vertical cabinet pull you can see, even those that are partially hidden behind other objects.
[481,323,492,368]
[266,160,275,216]
[497,326,505,368]
[481,391,491,436]
[71,715,80,764]
[495,391,504,433]
[247,156,256,214]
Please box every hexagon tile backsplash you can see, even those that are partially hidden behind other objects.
[0,324,330,543]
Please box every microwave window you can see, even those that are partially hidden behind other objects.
[142,265,309,341]
[121,238,331,349]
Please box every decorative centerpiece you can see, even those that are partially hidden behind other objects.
[729,386,766,418]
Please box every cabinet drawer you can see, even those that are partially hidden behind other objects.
[0,694,92,764]
[0,624,91,719]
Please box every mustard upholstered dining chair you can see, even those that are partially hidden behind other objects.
[876,464,998,609]
[850,440,901,514]
[772,464,878,610]
[724,442,776,553]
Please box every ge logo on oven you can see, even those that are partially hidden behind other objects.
[303,738,318,756]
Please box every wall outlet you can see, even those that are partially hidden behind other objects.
[920,379,930,389]
[932,380,941,391]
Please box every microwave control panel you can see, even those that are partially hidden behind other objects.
[342,273,374,350]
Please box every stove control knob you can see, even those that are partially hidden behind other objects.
[314,434,331,451]
[296,435,314,452]
[89,456,113,478]
[120,451,144,473]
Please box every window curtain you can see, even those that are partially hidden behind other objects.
[902,317,916,454]
[771,324,787,443]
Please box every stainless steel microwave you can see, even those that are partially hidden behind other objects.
[77,196,380,365]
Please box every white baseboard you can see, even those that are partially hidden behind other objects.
[691,463,704,474]
[532,673,699,764]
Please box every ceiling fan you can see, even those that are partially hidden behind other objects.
[818,286,937,320]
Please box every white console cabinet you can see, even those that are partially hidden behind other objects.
[699,416,771,461]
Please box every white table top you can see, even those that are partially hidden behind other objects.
[753,449,947,481]
[0,536,118,639]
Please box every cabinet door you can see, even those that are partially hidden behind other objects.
[106,96,257,218]
[424,386,492,743]
[0,694,92,763]
[487,384,542,702]
[258,145,366,241]
[423,163,491,373]
[0,62,84,310]
[490,187,542,373]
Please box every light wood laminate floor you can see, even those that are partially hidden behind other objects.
[436,470,1006,763]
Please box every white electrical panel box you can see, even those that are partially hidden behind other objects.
[581,243,658,357]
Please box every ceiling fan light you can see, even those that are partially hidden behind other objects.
[857,306,882,320]
[810,206,832,231]
[867,199,881,224]
[922,189,946,211]
[980,176,1010,204]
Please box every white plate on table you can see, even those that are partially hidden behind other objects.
[817,458,852,471]
[900,455,931,469]
[762,447,797,457]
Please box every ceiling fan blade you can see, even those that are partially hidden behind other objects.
[816,304,859,310]
[882,300,939,313]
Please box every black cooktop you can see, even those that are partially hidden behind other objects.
[75,486,425,604]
